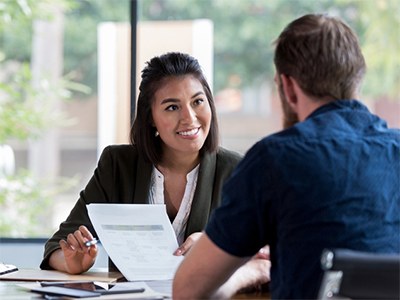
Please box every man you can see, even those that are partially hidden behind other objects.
[173,14,400,299]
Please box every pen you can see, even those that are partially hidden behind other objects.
[85,238,99,247]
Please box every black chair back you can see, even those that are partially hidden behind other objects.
[317,248,400,299]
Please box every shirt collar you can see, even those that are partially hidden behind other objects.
[306,100,369,120]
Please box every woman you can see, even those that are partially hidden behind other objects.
[40,52,244,274]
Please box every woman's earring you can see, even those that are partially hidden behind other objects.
[155,130,159,137]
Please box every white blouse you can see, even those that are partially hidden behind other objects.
[149,165,200,245]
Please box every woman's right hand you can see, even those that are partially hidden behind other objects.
[173,232,203,256]
[50,225,98,274]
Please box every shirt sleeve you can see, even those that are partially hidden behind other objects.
[205,142,272,257]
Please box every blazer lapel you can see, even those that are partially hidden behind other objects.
[185,152,217,238]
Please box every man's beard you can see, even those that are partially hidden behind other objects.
[278,82,299,129]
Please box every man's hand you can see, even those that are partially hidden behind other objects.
[173,235,271,300]
[231,255,271,294]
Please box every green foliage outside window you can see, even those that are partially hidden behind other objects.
[0,0,85,237]
[4,0,396,100]
[346,0,400,98]
[0,170,79,237]
[140,0,399,99]
[0,0,398,237]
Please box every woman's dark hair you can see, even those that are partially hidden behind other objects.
[130,52,219,165]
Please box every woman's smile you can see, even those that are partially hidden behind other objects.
[177,127,200,137]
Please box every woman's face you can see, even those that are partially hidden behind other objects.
[151,75,212,159]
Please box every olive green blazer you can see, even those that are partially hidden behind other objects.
[40,144,243,270]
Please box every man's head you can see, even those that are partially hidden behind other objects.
[274,14,366,126]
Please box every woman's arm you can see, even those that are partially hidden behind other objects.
[41,146,126,271]
[48,225,99,274]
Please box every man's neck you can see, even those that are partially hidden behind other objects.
[297,95,334,122]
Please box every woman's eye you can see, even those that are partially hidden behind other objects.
[194,98,204,106]
[166,105,178,111]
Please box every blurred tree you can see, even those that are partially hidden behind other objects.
[140,0,399,99]
[139,0,322,91]
[0,0,92,143]
[63,0,130,98]
[0,0,81,238]
[0,0,74,61]
[338,0,399,98]
[0,0,130,99]
[1,0,397,100]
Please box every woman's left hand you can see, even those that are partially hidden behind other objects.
[226,245,271,295]
[173,232,202,256]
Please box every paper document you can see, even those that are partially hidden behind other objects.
[145,279,173,295]
[87,204,184,281]
[0,262,17,275]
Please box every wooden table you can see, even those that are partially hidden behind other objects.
[233,291,271,299]
[0,280,271,299]
[0,268,271,299]
[0,280,42,299]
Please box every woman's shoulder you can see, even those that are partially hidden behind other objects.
[216,147,243,160]
[101,144,138,154]
[99,144,139,162]
[215,147,244,166]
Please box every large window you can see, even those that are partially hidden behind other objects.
[139,0,399,152]
[0,0,398,238]
[0,0,130,237]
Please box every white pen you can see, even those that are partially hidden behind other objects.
[85,238,99,247]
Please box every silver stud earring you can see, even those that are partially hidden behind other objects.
[155,130,159,137]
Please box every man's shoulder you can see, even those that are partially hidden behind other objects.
[257,127,304,149]
[261,103,400,148]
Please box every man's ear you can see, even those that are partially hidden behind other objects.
[280,74,298,111]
